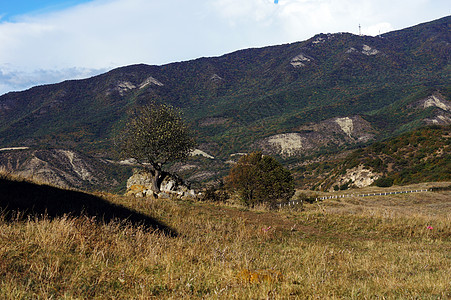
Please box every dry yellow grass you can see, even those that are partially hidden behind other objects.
[1,182,450,299]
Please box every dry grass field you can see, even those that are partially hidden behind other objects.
[303,182,451,218]
[1,178,450,299]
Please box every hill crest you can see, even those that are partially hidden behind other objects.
[0,16,449,187]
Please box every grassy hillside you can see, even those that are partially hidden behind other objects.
[1,175,450,298]
[345,125,450,184]
[293,125,451,189]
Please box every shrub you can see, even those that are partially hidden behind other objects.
[340,182,350,190]
[201,184,229,202]
[294,192,317,204]
[225,152,294,207]
[374,176,394,187]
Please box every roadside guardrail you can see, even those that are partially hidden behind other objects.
[278,189,430,208]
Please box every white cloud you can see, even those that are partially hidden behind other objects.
[0,0,449,95]
[214,0,276,23]
[364,22,394,36]
[0,65,106,95]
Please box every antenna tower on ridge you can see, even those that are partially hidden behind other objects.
[359,24,362,36]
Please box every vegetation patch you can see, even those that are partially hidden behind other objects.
[1,175,449,298]
[298,125,450,190]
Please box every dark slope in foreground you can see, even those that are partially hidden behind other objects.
[0,176,176,235]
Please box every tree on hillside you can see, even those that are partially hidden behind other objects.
[119,102,196,193]
[225,152,294,207]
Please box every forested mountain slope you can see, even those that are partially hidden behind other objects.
[0,16,449,187]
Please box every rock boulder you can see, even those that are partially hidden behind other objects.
[125,169,195,198]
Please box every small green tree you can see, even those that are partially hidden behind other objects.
[374,176,394,187]
[119,102,195,193]
[225,152,294,207]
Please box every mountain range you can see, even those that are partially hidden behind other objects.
[0,16,449,190]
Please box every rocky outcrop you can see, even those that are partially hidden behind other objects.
[424,114,451,125]
[0,148,126,191]
[327,164,380,191]
[410,94,451,125]
[191,149,214,159]
[259,115,376,157]
[106,76,164,96]
[125,169,195,199]
[265,133,307,156]
[418,94,450,111]
[346,44,381,56]
[290,53,314,67]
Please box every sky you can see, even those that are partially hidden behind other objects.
[0,0,449,95]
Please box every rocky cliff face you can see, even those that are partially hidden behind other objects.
[321,164,380,191]
[258,115,376,157]
[0,148,130,191]
[415,94,451,125]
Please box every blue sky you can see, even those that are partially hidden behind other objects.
[0,0,449,95]
[1,0,92,21]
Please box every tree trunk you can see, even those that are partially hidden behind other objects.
[151,166,162,194]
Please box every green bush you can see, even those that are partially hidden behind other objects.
[374,177,394,187]
[225,152,295,208]
[340,182,350,190]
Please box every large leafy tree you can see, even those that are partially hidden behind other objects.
[225,152,294,207]
[119,102,196,193]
